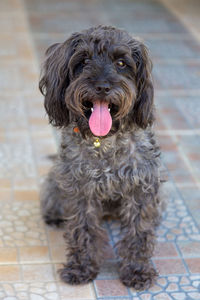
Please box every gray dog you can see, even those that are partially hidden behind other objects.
[39,25,162,290]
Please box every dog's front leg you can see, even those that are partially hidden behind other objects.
[59,201,108,285]
[117,188,160,290]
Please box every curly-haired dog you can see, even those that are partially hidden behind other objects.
[39,25,162,290]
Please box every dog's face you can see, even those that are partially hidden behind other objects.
[39,25,154,137]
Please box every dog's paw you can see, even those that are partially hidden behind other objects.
[119,263,158,290]
[59,262,99,285]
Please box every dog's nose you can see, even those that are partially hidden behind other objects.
[95,82,111,95]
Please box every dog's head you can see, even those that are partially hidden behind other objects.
[39,25,154,137]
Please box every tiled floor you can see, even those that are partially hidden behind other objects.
[0,0,200,299]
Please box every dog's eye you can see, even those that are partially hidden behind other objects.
[83,58,90,65]
[116,59,126,68]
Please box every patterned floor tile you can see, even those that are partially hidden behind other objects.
[177,241,200,257]
[94,279,129,297]
[0,265,21,282]
[153,242,179,258]
[153,259,187,275]
[19,246,50,263]
[0,248,18,264]
[22,264,55,282]
[130,275,200,299]
[0,200,47,247]
[58,282,95,300]
[0,141,37,180]
[0,282,60,300]
[184,258,200,274]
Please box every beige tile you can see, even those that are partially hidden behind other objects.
[29,117,49,127]
[0,34,17,58]
[13,178,38,190]
[38,165,52,176]
[22,264,55,281]
[0,189,11,201]
[47,229,65,246]
[14,189,39,202]
[0,248,18,263]
[19,246,50,262]
[54,263,63,280]
[58,282,96,300]
[0,265,21,281]
[17,38,33,60]
[0,179,11,189]
[50,245,66,262]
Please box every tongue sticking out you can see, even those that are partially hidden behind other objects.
[89,101,112,136]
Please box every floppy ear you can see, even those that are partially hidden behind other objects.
[131,41,154,129]
[39,33,82,127]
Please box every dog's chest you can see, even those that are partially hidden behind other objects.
[60,129,159,198]
[64,134,138,186]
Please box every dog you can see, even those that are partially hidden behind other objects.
[39,25,162,290]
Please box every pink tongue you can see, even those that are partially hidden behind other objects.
[89,101,112,136]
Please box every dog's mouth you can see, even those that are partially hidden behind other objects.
[83,100,118,137]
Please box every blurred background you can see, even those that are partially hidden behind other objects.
[0,0,200,299]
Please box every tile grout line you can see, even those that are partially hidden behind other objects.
[174,240,191,276]
[0,254,199,264]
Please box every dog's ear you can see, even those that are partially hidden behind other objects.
[131,40,154,129]
[39,33,82,127]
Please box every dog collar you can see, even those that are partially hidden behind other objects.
[73,127,101,148]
